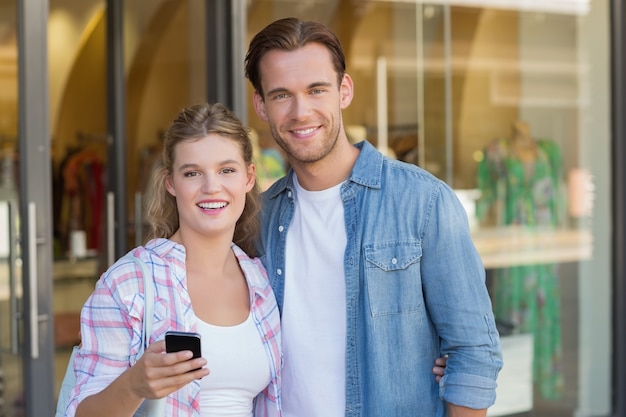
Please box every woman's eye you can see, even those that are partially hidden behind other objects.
[183,171,199,177]
[221,168,236,174]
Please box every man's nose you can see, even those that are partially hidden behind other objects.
[290,95,313,120]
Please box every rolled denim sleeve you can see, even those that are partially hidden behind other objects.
[421,180,503,409]
[439,367,499,409]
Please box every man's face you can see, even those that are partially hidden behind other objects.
[252,42,353,167]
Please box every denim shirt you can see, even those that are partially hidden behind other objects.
[259,141,503,417]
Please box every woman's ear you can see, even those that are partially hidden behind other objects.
[165,174,176,197]
[246,164,257,192]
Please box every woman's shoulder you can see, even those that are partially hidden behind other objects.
[231,243,272,288]
[99,239,183,291]
[231,243,264,269]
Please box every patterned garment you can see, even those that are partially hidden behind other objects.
[477,137,564,400]
[65,238,282,416]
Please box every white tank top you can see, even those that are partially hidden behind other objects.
[196,313,271,417]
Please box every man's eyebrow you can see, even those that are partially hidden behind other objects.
[266,81,333,97]
[309,81,333,89]
[266,87,289,97]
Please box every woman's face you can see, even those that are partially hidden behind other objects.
[165,133,256,240]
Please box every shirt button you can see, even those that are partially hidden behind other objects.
[278,225,284,232]
[277,269,282,275]
[288,191,292,198]
[391,258,398,265]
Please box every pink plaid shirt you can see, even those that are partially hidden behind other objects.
[65,238,282,416]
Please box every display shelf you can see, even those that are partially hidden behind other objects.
[472,226,593,269]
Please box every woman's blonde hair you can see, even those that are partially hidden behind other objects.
[145,102,261,257]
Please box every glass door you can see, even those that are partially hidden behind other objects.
[47,0,212,399]
[3,0,219,413]
[47,0,111,399]
[0,3,24,414]
[0,0,57,415]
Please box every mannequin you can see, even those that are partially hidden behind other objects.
[476,121,564,400]
[509,120,538,162]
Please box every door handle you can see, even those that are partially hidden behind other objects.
[8,200,19,355]
[107,192,115,267]
[27,202,49,359]
[134,192,143,247]
[28,202,39,359]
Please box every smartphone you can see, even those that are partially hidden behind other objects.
[165,331,202,371]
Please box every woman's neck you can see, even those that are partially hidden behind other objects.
[170,230,234,279]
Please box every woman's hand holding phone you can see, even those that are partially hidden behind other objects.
[130,337,209,400]
[165,332,202,363]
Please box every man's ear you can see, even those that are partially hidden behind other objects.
[339,73,354,110]
[253,91,269,122]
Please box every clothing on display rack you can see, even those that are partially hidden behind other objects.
[55,132,107,257]
[476,120,565,400]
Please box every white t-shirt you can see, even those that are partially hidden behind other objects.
[197,313,271,417]
[282,175,347,417]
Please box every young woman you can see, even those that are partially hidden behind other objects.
[64,102,282,417]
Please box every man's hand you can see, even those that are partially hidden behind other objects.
[433,355,448,383]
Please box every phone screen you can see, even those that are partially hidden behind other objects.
[165,331,202,360]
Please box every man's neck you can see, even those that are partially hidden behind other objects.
[291,139,360,191]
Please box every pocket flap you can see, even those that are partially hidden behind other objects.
[364,241,421,271]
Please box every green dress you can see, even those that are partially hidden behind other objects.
[476,137,564,400]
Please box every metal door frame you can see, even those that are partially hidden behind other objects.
[16,0,56,415]
[611,0,626,416]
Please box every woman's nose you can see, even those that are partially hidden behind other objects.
[202,174,221,193]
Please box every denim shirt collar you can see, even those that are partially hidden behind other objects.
[348,140,383,189]
[265,140,383,201]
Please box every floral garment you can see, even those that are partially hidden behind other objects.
[477,137,564,400]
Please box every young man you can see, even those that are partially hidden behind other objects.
[245,17,503,417]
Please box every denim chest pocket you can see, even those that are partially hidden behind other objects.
[364,241,423,317]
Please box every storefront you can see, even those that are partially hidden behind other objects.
[0,0,622,415]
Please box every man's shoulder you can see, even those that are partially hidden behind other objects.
[261,174,291,201]
[353,141,442,190]
[381,156,444,189]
